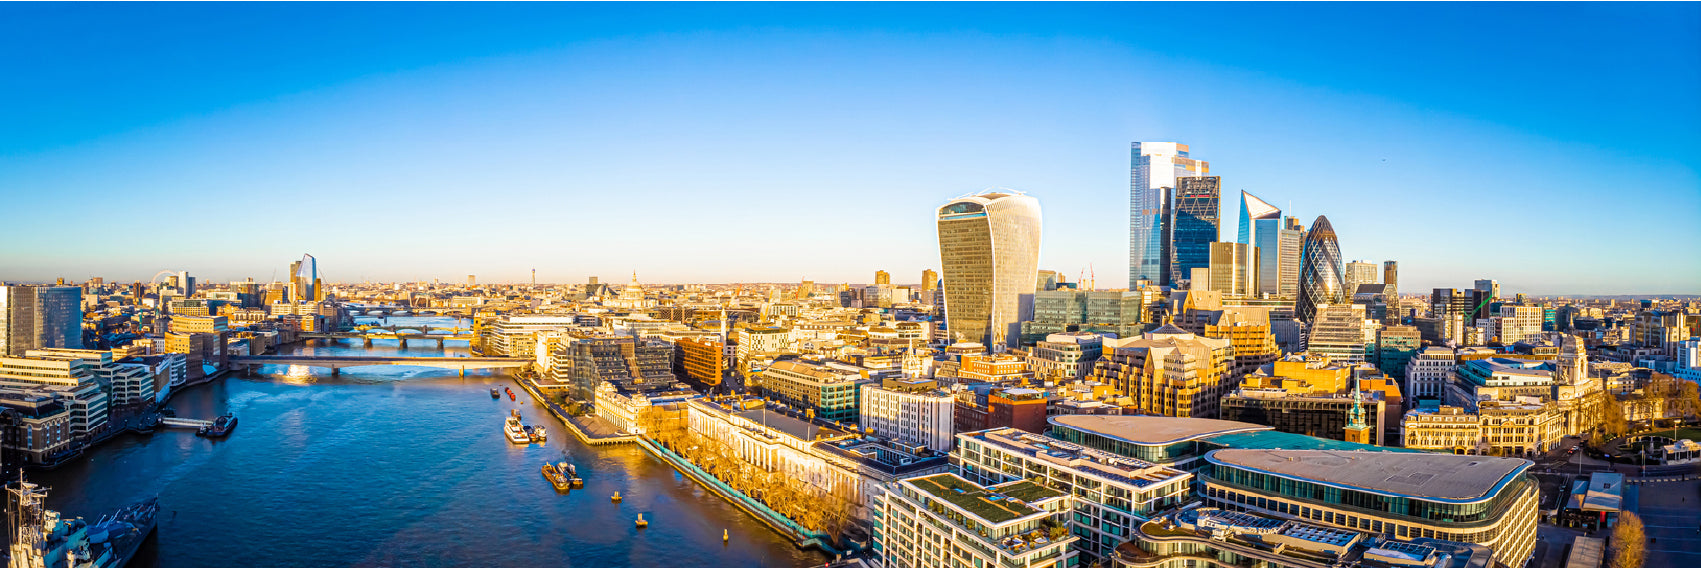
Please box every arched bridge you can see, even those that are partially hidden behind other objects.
[229,355,530,377]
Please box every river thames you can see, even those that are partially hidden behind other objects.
[36,316,827,567]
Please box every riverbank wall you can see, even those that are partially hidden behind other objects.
[513,374,636,446]
[636,436,843,556]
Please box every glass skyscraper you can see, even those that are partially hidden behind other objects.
[1167,176,1222,286]
[1237,191,1283,297]
[1129,142,1208,287]
[1295,215,1345,324]
[0,285,84,356]
[937,191,1042,349]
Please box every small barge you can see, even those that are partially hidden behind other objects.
[542,462,572,491]
[197,413,238,437]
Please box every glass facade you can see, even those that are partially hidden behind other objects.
[938,192,1042,349]
[1295,215,1345,324]
[1130,142,1208,287]
[1167,176,1221,287]
[1204,460,1532,525]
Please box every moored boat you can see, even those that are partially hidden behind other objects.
[566,462,582,487]
[197,413,238,437]
[542,462,572,490]
[528,426,547,442]
[490,388,500,399]
[504,416,530,444]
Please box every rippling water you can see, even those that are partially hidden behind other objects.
[37,317,826,567]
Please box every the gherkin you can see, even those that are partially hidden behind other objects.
[1295,215,1345,324]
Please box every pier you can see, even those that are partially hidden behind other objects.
[159,417,215,430]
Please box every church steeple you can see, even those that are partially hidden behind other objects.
[1344,381,1372,445]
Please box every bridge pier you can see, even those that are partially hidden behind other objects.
[399,338,408,348]
[331,367,341,377]
[436,338,445,349]
[364,337,373,347]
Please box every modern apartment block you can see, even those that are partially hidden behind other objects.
[874,472,1078,568]
[955,427,1193,562]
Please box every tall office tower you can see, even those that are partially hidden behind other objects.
[797,279,814,300]
[1273,216,1306,297]
[1166,176,1222,288]
[919,270,937,293]
[1382,261,1399,323]
[1474,279,1500,301]
[467,275,476,286]
[1295,216,1345,324]
[1306,304,1369,364]
[1208,242,1259,297]
[1129,142,1208,287]
[1236,190,1280,245]
[1237,191,1283,296]
[938,191,1042,349]
[0,285,84,356]
[1344,261,1379,294]
[874,270,890,285]
[291,254,317,302]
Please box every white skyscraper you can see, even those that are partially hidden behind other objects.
[938,191,1042,349]
[1129,142,1209,288]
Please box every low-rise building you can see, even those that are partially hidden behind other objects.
[760,359,866,422]
[858,378,954,452]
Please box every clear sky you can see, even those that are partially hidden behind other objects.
[2,3,1697,295]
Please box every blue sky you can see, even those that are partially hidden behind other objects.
[2,2,1697,294]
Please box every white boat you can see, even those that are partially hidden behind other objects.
[505,416,530,444]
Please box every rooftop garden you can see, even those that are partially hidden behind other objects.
[910,474,1040,524]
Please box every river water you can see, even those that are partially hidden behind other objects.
[36,316,826,567]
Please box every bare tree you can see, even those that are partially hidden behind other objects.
[1609,512,1645,568]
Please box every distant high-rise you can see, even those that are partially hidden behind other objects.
[1237,190,1281,245]
[291,254,317,302]
[1273,216,1305,297]
[1167,176,1222,288]
[919,270,937,293]
[938,191,1042,349]
[874,270,890,285]
[0,285,83,356]
[1208,242,1259,297]
[1238,191,1283,297]
[468,275,476,286]
[1130,142,1209,288]
[1382,261,1399,324]
[1295,216,1345,324]
[1474,279,1500,301]
[1344,261,1379,294]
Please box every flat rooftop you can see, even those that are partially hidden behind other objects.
[906,473,1044,524]
[1209,449,1529,502]
[1051,415,1269,445]
[734,408,848,442]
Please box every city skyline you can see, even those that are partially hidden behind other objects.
[3,3,1699,294]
